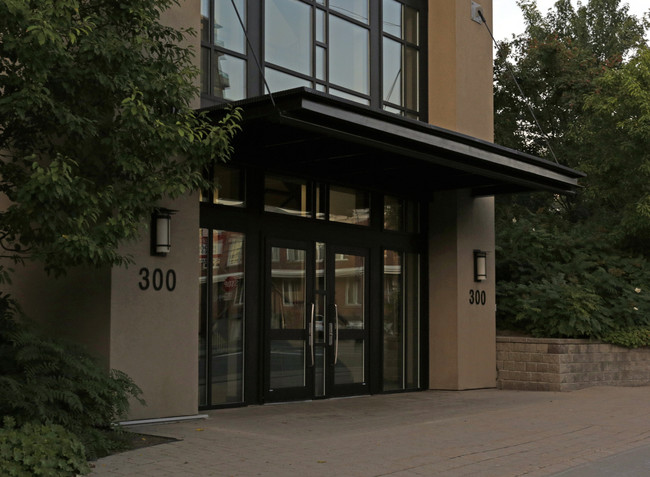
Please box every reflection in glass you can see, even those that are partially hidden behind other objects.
[270,247,306,329]
[335,339,364,384]
[404,46,419,111]
[384,196,418,232]
[329,186,370,226]
[270,340,306,388]
[214,0,246,53]
[335,254,365,330]
[329,16,369,95]
[199,229,246,406]
[265,68,312,93]
[383,37,401,105]
[383,250,419,391]
[202,164,244,206]
[384,195,403,231]
[265,0,311,75]
[330,0,369,24]
[265,175,311,217]
[382,0,401,37]
[201,0,210,43]
[316,8,325,43]
[383,250,402,390]
[329,88,370,105]
[212,53,246,100]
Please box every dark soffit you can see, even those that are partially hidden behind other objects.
[204,88,584,198]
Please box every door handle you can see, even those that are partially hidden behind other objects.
[334,304,339,365]
[309,303,314,367]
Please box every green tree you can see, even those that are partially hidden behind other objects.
[494,0,646,161]
[579,47,650,251]
[0,0,240,276]
[494,1,650,339]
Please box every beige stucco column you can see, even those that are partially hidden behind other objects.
[428,190,496,389]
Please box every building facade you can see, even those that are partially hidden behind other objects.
[8,0,582,419]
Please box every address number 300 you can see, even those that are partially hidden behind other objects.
[469,289,487,305]
[139,268,177,291]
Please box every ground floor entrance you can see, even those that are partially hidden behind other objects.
[266,240,369,402]
[199,168,424,409]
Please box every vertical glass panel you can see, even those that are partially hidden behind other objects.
[383,250,402,391]
[384,195,403,231]
[201,0,210,43]
[210,230,245,405]
[404,46,419,111]
[212,164,244,207]
[201,47,210,95]
[315,83,327,93]
[329,186,370,226]
[335,254,365,330]
[405,252,420,388]
[316,46,326,81]
[329,16,369,94]
[330,0,369,24]
[214,0,246,54]
[265,0,311,75]
[270,340,305,388]
[212,53,246,100]
[383,37,401,105]
[383,0,401,37]
[264,175,311,217]
[199,228,209,406]
[315,184,326,219]
[335,339,364,384]
[404,199,419,233]
[404,5,419,44]
[270,247,306,329]
[316,8,325,43]
[265,68,312,93]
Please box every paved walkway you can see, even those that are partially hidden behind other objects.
[91,386,650,476]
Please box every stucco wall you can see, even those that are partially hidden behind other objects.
[428,0,494,141]
[429,190,496,390]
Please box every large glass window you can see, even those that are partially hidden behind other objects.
[199,229,246,407]
[202,0,423,117]
[383,249,419,391]
[201,0,247,101]
[382,0,420,117]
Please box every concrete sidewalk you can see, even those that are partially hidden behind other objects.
[90,386,650,476]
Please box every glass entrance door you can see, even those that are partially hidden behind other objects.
[265,240,369,402]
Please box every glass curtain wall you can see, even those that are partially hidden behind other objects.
[202,0,423,116]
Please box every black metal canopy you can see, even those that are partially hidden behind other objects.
[205,88,584,198]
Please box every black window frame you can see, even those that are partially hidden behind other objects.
[200,0,427,121]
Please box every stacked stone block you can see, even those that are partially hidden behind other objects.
[496,337,650,391]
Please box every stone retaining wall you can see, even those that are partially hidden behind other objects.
[496,336,650,391]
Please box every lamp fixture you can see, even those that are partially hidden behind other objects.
[151,208,176,256]
[474,250,487,282]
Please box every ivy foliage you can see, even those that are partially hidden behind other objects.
[0,417,90,477]
[0,293,144,459]
[0,0,241,276]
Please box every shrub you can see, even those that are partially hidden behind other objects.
[602,327,650,349]
[496,213,650,338]
[0,293,144,459]
[0,417,90,476]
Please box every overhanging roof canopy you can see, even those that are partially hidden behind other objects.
[205,88,584,198]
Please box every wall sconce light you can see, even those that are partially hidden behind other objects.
[151,208,176,256]
[474,250,487,282]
